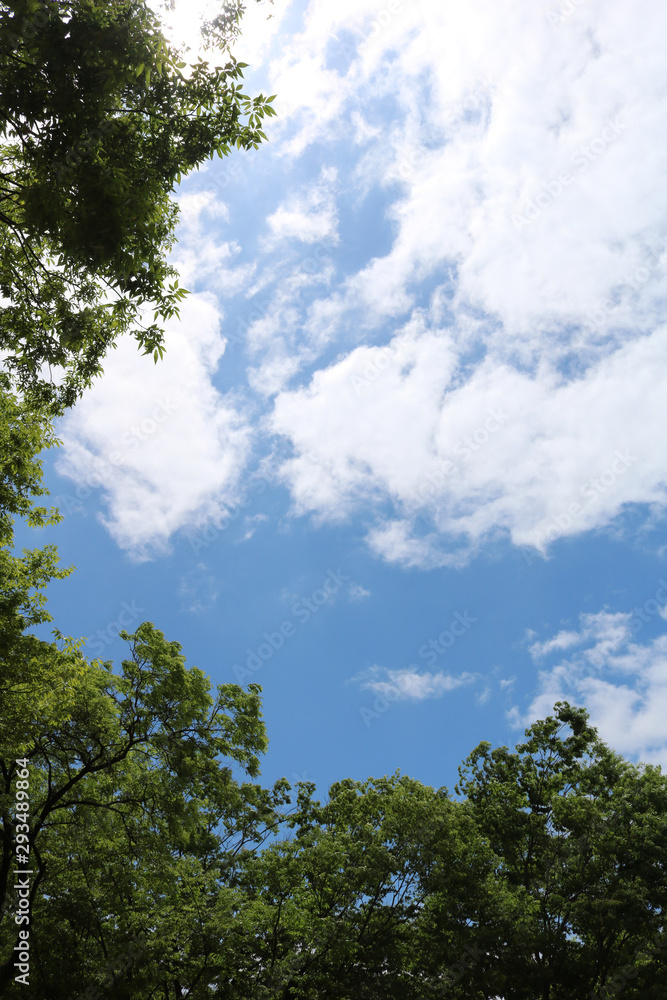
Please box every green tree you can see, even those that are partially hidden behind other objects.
[0,379,74,746]
[228,774,456,999]
[209,773,507,1000]
[0,376,284,998]
[0,0,275,410]
[0,622,290,998]
[455,703,667,1000]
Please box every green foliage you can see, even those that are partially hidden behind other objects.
[0,378,61,544]
[229,774,460,998]
[1,596,666,999]
[0,0,275,410]
[0,622,286,997]
[456,703,667,999]
[0,381,70,677]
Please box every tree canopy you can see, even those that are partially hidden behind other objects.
[0,621,288,997]
[1,558,665,999]
[0,0,275,409]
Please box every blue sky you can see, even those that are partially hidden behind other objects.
[29,0,667,794]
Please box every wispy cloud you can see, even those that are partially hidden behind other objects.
[179,563,219,614]
[355,664,476,701]
[264,167,339,246]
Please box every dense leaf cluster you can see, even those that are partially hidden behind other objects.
[0,0,275,409]
[1,647,666,999]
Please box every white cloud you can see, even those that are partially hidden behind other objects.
[173,188,256,295]
[348,582,371,601]
[264,167,339,246]
[56,294,252,559]
[85,0,667,568]
[247,0,667,564]
[240,512,269,541]
[529,628,592,660]
[158,0,289,74]
[239,169,340,393]
[271,319,667,566]
[533,611,633,665]
[267,0,667,341]
[515,605,667,767]
[265,0,414,157]
[355,664,476,701]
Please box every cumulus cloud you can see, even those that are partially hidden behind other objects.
[77,0,667,568]
[268,0,667,346]
[256,0,667,565]
[56,294,252,559]
[513,598,667,767]
[271,318,667,565]
[173,189,256,295]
